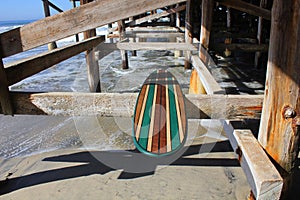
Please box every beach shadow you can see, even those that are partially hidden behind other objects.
[0,141,239,196]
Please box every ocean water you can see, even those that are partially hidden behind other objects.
[1,20,191,94]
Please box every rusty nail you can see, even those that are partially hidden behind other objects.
[235,147,242,161]
[283,106,296,119]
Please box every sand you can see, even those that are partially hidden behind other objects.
[0,116,251,199]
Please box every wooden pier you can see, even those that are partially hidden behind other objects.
[0,0,299,199]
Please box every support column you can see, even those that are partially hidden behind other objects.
[80,0,101,92]
[0,58,13,115]
[255,0,268,68]
[258,0,300,197]
[176,4,181,27]
[72,0,80,42]
[199,0,214,63]
[118,20,129,69]
[184,0,193,70]
[190,0,214,94]
[107,23,114,43]
[129,17,137,56]
[42,0,57,50]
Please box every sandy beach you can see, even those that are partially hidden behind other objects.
[0,116,251,199]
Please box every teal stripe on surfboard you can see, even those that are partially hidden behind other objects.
[138,84,155,150]
[168,80,180,151]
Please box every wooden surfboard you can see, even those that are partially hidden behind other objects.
[133,70,187,157]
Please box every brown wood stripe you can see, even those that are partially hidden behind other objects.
[135,85,150,140]
[159,84,167,154]
[173,82,184,142]
[147,84,158,151]
[151,84,162,153]
[176,84,187,135]
[134,85,147,133]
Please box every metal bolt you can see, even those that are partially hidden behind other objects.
[294,117,300,126]
[283,106,296,119]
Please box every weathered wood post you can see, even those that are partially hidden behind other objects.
[129,17,137,56]
[254,0,268,69]
[199,0,214,63]
[0,58,13,115]
[80,0,101,92]
[107,23,114,43]
[184,0,193,70]
[190,0,214,94]
[42,0,57,50]
[176,4,181,27]
[170,5,176,27]
[226,7,231,28]
[72,0,80,42]
[118,20,129,69]
[258,0,300,197]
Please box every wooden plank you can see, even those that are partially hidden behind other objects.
[0,0,186,58]
[258,0,300,173]
[191,55,223,94]
[128,4,186,27]
[124,32,183,39]
[5,36,105,86]
[117,42,197,51]
[2,92,264,120]
[0,59,13,115]
[224,123,283,199]
[216,0,271,20]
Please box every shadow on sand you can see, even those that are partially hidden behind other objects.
[0,141,238,195]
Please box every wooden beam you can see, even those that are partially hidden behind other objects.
[224,123,283,199]
[0,59,13,115]
[116,42,197,51]
[258,0,300,173]
[1,92,264,120]
[5,36,105,86]
[124,32,184,39]
[191,55,223,94]
[128,4,186,27]
[216,0,271,20]
[0,0,186,58]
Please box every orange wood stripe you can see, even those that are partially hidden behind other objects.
[151,84,162,153]
[176,84,187,135]
[135,85,150,140]
[147,84,158,151]
[165,81,172,152]
[173,82,184,142]
[134,85,147,132]
[159,85,167,154]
